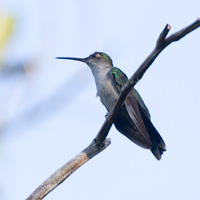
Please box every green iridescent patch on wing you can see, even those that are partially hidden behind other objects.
[112,67,128,87]
[112,67,150,118]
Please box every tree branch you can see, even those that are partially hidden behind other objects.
[26,18,200,200]
[26,139,111,200]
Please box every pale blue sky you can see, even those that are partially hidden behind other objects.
[0,0,200,200]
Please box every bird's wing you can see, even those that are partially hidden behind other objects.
[112,68,150,118]
[112,67,151,144]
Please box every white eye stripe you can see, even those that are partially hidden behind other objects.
[95,53,101,57]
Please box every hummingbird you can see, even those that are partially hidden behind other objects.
[56,52,166,160]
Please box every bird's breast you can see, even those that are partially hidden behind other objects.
[96,77,119,111]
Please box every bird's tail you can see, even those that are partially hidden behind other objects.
[139,107,166,160]
[147,123,166,160]
[150,137,166,160]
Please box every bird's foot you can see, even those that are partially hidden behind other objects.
[105,112,110,118]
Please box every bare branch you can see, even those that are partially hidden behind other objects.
[94,18,200,143]
[165,18,200,46]
[26,139,111,200]
[156,24,171,48]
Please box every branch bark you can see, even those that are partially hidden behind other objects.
[26,138,111,200]
[26,18,200,200]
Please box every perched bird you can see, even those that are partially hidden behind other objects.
[56,52,166,160]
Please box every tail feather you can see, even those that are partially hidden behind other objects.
[151,144,166,160]
[149,124,166,160]
[140,107,166,160]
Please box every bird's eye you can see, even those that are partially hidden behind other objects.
[95,53,101,58]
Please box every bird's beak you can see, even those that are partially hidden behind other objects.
[55,57,87,63]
